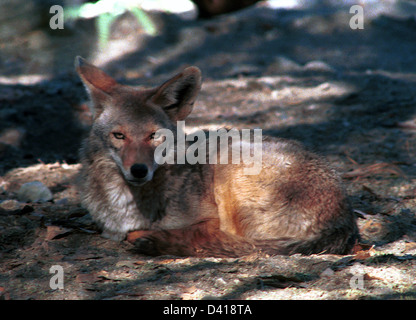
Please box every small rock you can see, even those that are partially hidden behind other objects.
[29,211,44,221]
[227,64,259,76]
[320,268,335,277]
[0,199,22,211]
[0,200,34,215]
[0,127,26,148]
[303,60,335,72]
[317,82,331,91]
[17,181,53,203]
[55,198,69,205]
[267,56,302,73]
[215,277,227,286]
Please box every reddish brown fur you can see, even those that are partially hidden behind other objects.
[76,56,358,257]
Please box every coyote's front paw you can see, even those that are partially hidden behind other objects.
[127,230,158,255]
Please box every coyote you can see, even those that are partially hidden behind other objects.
[75,56,358,257]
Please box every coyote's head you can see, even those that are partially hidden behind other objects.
[75,56,201,186]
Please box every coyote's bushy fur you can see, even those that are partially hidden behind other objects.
[76,56,358,257]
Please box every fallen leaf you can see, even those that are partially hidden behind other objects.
[364,273,385,282]
[352,242,374,254]
[354,250,372,260]
[353,244,375,260]
[45,225,72,240]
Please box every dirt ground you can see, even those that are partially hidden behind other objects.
[1,1,416,300]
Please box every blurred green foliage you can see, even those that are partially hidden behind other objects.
[65,0,157,49]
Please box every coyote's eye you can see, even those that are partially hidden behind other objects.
[112,132,125,140]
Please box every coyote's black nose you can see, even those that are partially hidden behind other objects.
[130,164,148,179]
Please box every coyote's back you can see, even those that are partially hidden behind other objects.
[76,56,358,257]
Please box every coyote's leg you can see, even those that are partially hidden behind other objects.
[126,219,263,257]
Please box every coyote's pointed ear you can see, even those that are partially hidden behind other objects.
[75,56,118,115]
[151,67,201,121]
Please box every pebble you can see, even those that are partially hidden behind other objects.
[267,56,302,73]
[320,268,335,277]
[303,60,335,72]
[17,181,53,203]
[215,277,227,286]
[0,127,26,148]
[0,199,22,211]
